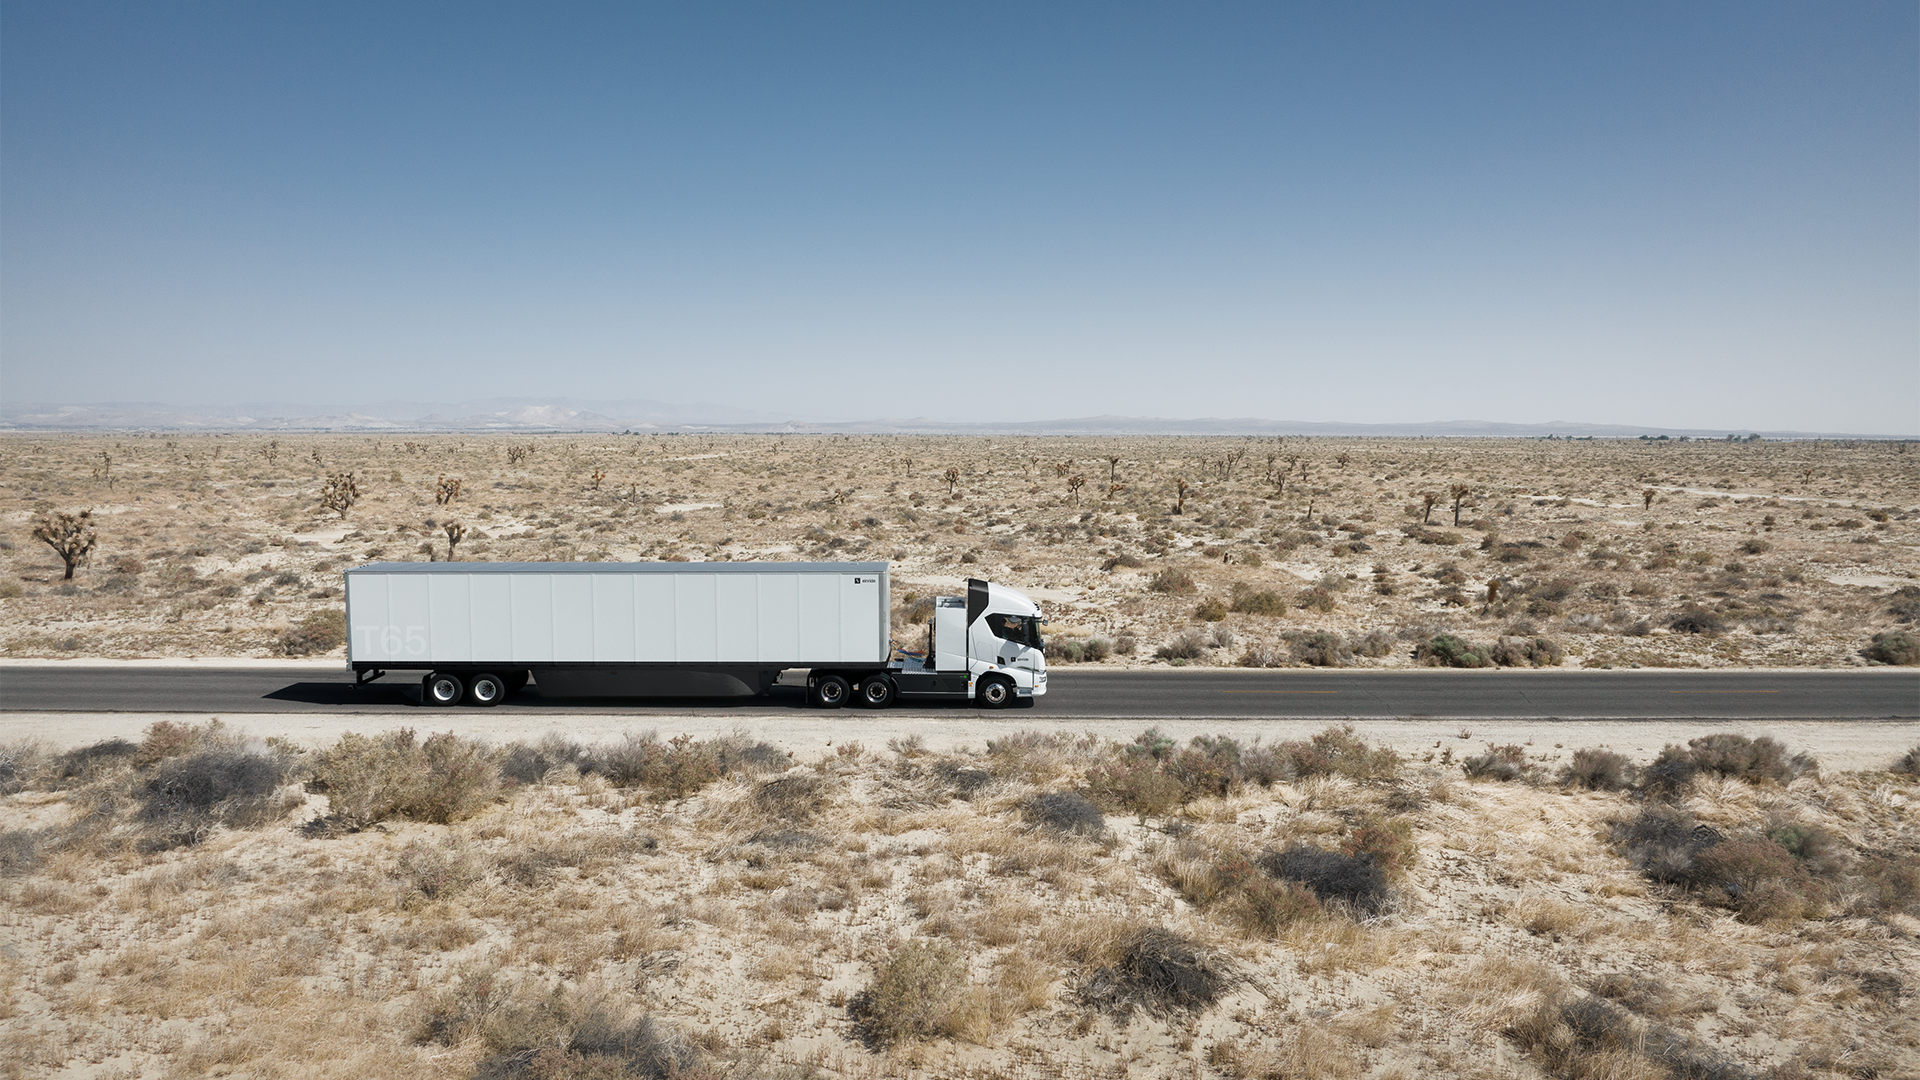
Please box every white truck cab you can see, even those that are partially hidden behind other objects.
[897,577,1048,707]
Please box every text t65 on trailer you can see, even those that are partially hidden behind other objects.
[344,561,1048,709]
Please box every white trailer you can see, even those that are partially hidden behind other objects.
[344,561,1048,709]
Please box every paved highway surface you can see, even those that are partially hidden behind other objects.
[1,667,1913,719]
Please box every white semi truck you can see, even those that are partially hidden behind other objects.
[344,560,1048,709]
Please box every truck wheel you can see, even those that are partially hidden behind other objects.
[976,676,1014,709]
[812,674,850,709]
[423,672,464,707]
[467,672,507,707]
[856,677,896,709]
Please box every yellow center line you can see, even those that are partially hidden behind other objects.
[1668,690,1779,694]
[1222,690,1339,694]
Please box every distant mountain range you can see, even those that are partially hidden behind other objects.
[0,400,1907,440]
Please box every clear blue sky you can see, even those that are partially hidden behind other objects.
[3,2,1914,430]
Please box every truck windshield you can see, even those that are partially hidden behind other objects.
[985,612,1043,648]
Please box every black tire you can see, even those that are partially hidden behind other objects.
[467,672,507,707]
[856,676,896,709]
[423,672,464,707]
[812,674,851,709]
[976,676,1015,709]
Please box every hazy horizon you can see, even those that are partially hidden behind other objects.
[3,3,1914,432]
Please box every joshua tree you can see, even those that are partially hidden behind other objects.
[1486,578,1502,605]
[261,439,279,464]
[443,521,467,561]
[435,475,463,506]
[1107,456,1121,482]
[33,509,97,580]
[1053,460,1074,478]
[1067,475,1086,505]
[943,467,960,495]
[506,444,533,465]
[1175,479,1190,515]
[320,472,363,519]
[1106,482,1127,500]
[92,451,113,489]
[1643,488,1656,510]
[1336,452,1351,467]
[1450,484,1471,526]
[1420,491,1439,524]
[589,468,606,491]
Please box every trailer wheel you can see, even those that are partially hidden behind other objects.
[423,672,465,707]
[467,672,507,707]
[976,676,1014,709]
[812,674,851,709]
[856,677,896,709]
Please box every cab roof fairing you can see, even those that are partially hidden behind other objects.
[985,582,1042,619]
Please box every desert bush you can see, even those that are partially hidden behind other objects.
[1893,745,1920,775]
[1558,747,1636,791]
[1350,629,1395,658]
[1855,855,1920,916]
[1273,724,1401,782]
[1047,637,1112,663]
[50,738,139,785]
[1236,642,1283,667]
[1079,926,1240,1015]
[278,609,346,655]
[1258,845,1390,916]
[579,732,776,798]
[139,745,299,847]
[1692,835,1826,922]
[1490,635,1564,667]
[1194,597,1228,621]
[1289,631,1350,667]
[1887,585,1920,623]
[1639,745,1699,798]
[1614,804,1722,887]
[1166,736,1245,800]
[1739,538,1771,555]
[1665,608,1726,635]
[1228,584,1287,616]
[1461,744,1537,783]
[1684,733,1809,784]
[1341,815,1417,881]
[1112,634,1137,655]
[311,729,502,828]
[1296,586,1336,613]
[1086,754,1185,820]
[848,939,977,1047]
[421,973,697,1079]
[1414,633,1492,668]
[500,734,588,785]
[1154,628,1210,661]
[1864,629,1920,665]
[930,759,994,799]
[1148,568,1197,594]
[1764,818,1847,878]
[1022,791,1106,837]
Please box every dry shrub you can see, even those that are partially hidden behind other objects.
[1078,926,1238,1016]
[848,939,982,1047]
[579,732,782,798]
[1414,633,1492,668]
[1461,744,1541,783]
[420,971,697,1079]
[138,743,299,849]
[1893,745,1920,775]
[501,734,588,785]
[1273,724,1401,782]
[50,738,139,785]
[311,729,502,828]
[1864,629,1920,665]
[1021,792,1106,837]
[1490,635,1565,667]
[1559,747,1636,791]
[1148,567,1197,594]
[1613,805,1829,923]
[1228,584,1287,616]
[0,740,41,796]
[1194,597,1228,621]
[1665,608,1727,635]
[278,608,346,655]
[1154,628,1211,661]
[499,829,657,888]
[1257,846,1389,916]
[1288,630,1350,667]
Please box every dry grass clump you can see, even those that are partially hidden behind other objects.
[847,938,984,1047]
[417,972,698,1079]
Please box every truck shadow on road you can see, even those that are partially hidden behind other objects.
[260,681,1023,712]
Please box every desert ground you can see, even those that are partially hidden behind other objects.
[0,718,1916,1079]
[1,433,1917,670]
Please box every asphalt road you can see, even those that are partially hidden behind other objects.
[1,667,1914,719]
